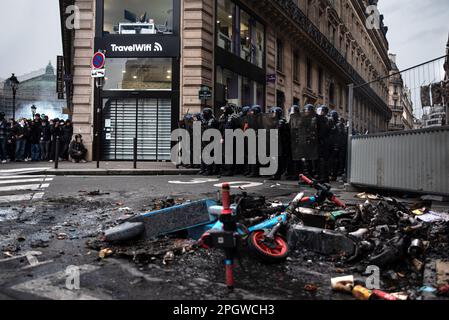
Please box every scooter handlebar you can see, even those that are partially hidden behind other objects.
[331,195,346,208]
[299,174,314,185]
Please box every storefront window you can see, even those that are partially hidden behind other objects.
[216,0,264,69]
[103,0,173,35]
[216,0,235,53]
[240,10,251,62]
[103,58,172,90]
[216,66,264,107]
[253,21,264,68]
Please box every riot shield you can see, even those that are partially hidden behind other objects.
[246,113,264,130]
[290,112,318,161]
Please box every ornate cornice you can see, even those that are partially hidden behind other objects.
[273,0,390,117]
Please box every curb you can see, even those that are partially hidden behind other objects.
[26,169,200,176]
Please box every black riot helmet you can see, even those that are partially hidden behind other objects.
[330,110,339,122]
[303,104,315,114]
[289,105,300,115]
[202,107,213,120]
[269,107,283,118]
[241,106,251,116]
[319,105,329,116]
[221,104,234,115]
[250,105,262,115]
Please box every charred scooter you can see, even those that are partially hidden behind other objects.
[198,175,346,288]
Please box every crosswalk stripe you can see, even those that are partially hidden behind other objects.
[10,264,109,300]
[0,183,50,192]
[0,193,37,203]
[0,178,53,185]
[0,175,54,180]
[0,167,50,175]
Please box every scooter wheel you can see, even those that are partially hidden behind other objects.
[247,230,289,263]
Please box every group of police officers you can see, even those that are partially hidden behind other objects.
[179,103,348,184]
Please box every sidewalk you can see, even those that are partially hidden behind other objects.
[0,161,199,176]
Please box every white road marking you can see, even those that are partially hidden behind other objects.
[0,167,50,175]
[0,183,50,192]
[0,251,44,264]
[0,192,45,203]
[109,258,165,283]
[10,264,110,300]
[0,178,53,185]
[0,175,53,180]
[168,178,220,184]
[213,181,264,189]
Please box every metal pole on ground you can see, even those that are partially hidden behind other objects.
[346,84,354,183]
[133,137,137,169]
[55,136,60,169]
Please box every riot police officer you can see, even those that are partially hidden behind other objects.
[316,105,331,183]
[328,110,346,181]
[247,105,263,178]
[179,113,194,168]
[268,107,289,180]
[219,104,240,176]
[284,106,300,180]
[238,106,251,175]
[199,108,219,175]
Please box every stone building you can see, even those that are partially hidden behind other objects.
[0,63,67,120]
[387,53,414,131]
[59,0,392,161]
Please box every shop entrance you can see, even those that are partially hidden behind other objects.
[101,98,172,161]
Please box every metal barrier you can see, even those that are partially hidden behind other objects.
[349,126,449,196]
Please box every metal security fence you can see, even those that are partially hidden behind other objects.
[350,126,449,196]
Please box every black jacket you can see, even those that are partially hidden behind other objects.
[40,124,51,142]
[0,120,8,139]
[69,140,87,157]
[63,125,73,143]
[50,125,63,141]
[29,124,41,144]
[12,124,27,140]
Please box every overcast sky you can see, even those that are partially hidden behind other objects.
[0,0,448,80]
[0,0,62,80]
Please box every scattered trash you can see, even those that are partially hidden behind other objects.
[352,285,373,300]
[331,275,354,293]
[3,251,14,258]
[99,248,113,259]
[390,292,409,300]
[420,286,437,293]
[437,285,449,297]
[371,289,398,301]
[355,193,380,200]
[83,190,110,196]
[57,233,68,240]
[162,251,175,265]
[304,284,318,293]
[436,260,449,286]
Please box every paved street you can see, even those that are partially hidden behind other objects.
[0,168,358,300]
[1,167,449,300]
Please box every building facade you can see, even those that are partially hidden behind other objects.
[387,53,414,131]
[0,63,67,120]
[59,0,392,161]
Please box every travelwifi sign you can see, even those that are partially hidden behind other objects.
[111,42,163,52]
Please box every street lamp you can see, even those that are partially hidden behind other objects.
[31,105,37,119]
[7,73,20,120]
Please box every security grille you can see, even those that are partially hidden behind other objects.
[102,98,171,160]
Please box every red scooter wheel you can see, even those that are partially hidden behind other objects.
[247,230,289,263]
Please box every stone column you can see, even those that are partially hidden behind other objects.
[181,0,215,116]
[72,0,95,160]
